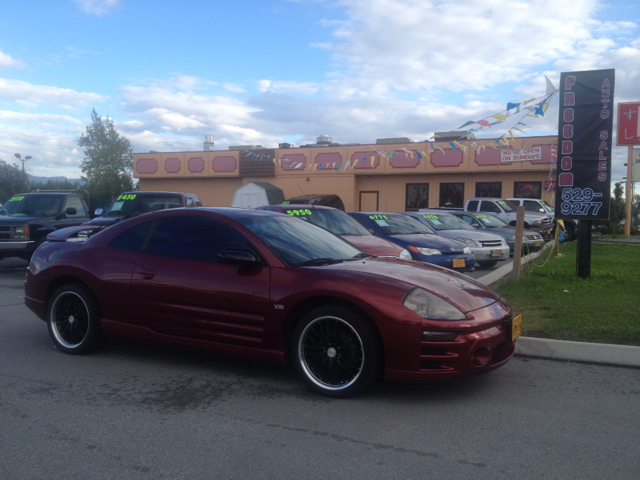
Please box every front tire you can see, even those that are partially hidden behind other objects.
[47,284,104,355]
[292,305,382,398]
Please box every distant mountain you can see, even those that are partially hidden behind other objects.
[27,173,84,185]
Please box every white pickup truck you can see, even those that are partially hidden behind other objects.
[464,197,554,237]
[506,197,578,241]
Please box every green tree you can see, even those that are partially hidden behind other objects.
[609,182,625,238]
[78,108,134,209]
[0,159,29,204]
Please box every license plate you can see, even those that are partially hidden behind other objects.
[491,249,502,257]
[511,314,522,341]
[452,258,466,268]
[535,241,541,247]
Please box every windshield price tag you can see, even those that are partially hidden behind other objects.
[117,194,137,201]
[422,214,438,219]
[9,196,25,202]
[286,209,312,216]
[475,214,487,218]
[369,215,387,220]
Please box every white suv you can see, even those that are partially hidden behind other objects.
[464,197,554,237]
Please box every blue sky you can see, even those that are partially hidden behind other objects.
[1,0,639,191]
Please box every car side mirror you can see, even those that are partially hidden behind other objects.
[218,250,259,265]
[94,208,104,217]
[65,207,77,216]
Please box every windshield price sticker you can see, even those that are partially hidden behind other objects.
[9,196,25,202]
[475,214,487,218]
[422,214,439,220]
[369,215,387,220]
[286,209,312,216]
[560,188,603,216]
[117,194,137,201]
[282,201,290,204]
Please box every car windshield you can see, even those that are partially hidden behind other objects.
[281,207,371,236]
[540,200,555,213]
[419,213,474,231]
[367,214,434,235]
[498,200,516,212]
[238,214,363,267]
[469,213,509,228]
[105,193,182,217]
[0,195,62,216]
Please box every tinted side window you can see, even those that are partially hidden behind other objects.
[64,196,87,217]
[467,200,478,211]
[109,222,153,251]
[349,215,373,231]
[144,215,249,263]
[479,201,501,213]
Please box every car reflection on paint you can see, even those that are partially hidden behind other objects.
[257,204,412,260]
[25,208,519,398]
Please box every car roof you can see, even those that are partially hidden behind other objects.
[261,204,337,211]
[116,191,196,196]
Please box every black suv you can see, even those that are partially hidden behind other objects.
[86,191,203,227]
[0,191,91,260]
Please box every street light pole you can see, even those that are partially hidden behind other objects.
[14,153,32,176]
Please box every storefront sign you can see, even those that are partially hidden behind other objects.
[500,147,542,163]
[555,69,615,221]
[617,102,640,145]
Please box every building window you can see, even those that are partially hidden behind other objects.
[475,182,502,198]
[439,183,464,208]
[514,181,542,198]
[406,183,429,211]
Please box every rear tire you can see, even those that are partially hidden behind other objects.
[478,261,498,268]
[292,305,382,398]
[47,284,104,355]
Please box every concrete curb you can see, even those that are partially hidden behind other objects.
[515,336,640,368]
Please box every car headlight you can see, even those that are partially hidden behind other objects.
[455,237,479,248]
[463,246,471,254]
[508,234,515,242]
[501,238,509,247]
[403,288,466,320]
[398,249,412,260]
[409,246,442,256]
[533,220,543,226]
[13,226,29,239]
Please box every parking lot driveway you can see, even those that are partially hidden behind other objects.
[1,258,639,479]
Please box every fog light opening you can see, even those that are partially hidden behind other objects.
[472,347,491,366]
[422,331,458,342]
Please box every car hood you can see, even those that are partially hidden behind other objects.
[435,229,503,242]
[0,213,47,223]
[85,217,117,226]
[341,235,404,257]
[332,258,502,313]
[387,233,466,251]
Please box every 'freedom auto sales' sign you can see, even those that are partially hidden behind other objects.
[555,69,615,221]
[500,147,542,163]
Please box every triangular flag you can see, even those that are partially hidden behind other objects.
[491,113,506,122]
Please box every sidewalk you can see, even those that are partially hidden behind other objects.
[475,242,640,369]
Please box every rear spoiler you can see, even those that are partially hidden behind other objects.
[46,225,102,242]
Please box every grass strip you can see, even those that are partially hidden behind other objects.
[496,242,640,346]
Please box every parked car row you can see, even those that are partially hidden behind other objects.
[23,190,522,398]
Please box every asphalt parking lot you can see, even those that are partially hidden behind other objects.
[2,254,639,479]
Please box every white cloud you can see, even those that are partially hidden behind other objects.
[0,50,26,70]
[75,0,121,16]
[0,78,109,109]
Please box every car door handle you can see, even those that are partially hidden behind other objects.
[137,269,157,280]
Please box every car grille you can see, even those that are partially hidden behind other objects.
[526,234,542,241]
[541,217,553,225]
[0,226,11,240]
[479,240,502,247]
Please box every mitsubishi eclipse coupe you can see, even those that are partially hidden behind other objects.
[24,208,520,398]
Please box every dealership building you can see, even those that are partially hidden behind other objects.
[133,134,558,211]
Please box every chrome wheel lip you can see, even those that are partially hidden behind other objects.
[50,291,89,349]
[297,315,365,391]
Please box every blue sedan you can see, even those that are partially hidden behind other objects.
[348,212,476,272]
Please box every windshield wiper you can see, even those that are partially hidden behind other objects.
[294,258,346,267]
[349,252,372,260]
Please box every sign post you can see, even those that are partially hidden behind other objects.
[556,69,615,278]
[616,101,640,236]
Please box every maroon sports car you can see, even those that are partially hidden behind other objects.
[24,208,520,397]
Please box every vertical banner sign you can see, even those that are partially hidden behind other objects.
[556,69,615,221]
